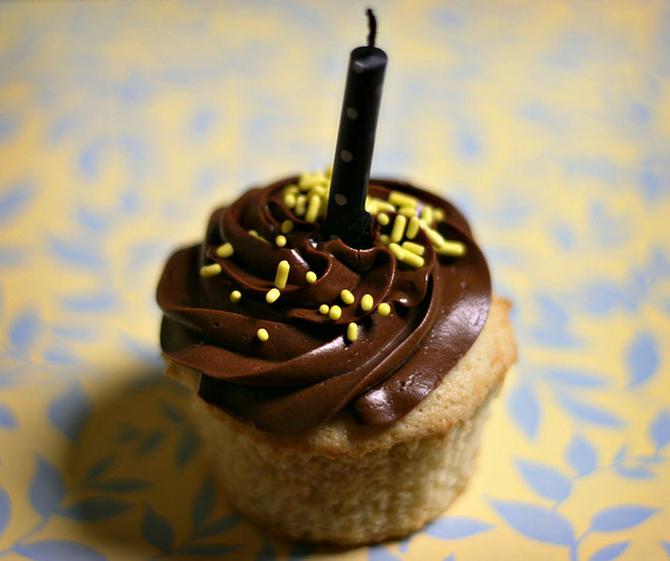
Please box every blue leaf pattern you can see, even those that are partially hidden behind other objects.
[0,404,17,429]
[59,498,130,521]
[0,486,10,537]
[626,332,659,388]
[425,516,493,539]
[0,181,34,224]
[507,383,541,439]
[9,309,40,351]
[557,393,624,428]
[141,507,174,553]
[14,540,107,561]
[566,435,598,476]
[516,460,572,503]
[29,456,66,517]
[368,545,402,561]
[490,499,575,545]
[590,505,658,532]
[48,383,90,441]
[588,542,629,561]
[649,409,670,451]
[192,477,215,529]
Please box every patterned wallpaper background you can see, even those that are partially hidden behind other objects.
[0,1,668,560]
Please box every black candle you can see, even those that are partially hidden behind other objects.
[325,9,387,248]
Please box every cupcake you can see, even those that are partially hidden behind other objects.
[156,170,516,545]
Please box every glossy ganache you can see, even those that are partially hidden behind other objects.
[157,177,491,433]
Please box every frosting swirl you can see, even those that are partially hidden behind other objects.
[157,176,491,433]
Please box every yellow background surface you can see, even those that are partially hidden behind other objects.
[0,1,669,560]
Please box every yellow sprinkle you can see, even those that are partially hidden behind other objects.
[284,192,296,208]
[436,240,467,257]
[299,172,327,190]
[281,220,294,234]
[389,242,425,268]
[310,185,327,198]
[347,322,359,342]
[266,288,280,304]
[391,214,407,243]
[305,271,317,284]
[230,290,242,303]
[199,263,221,278]
[248,229,269,243]
[375,199,396,213]
[275,235,287,247]
[256,328,269,342]
[377,212,390,226]
[340,289,355,305]
[305,194,322,223]
[402,240,426,256]
[388,191,417,209]
[378,302,391,316]
[398,206,417,218]
[420,206,433,225]
[433,208,445,222]
[380,234,390,245]
[319,304,330,315]
[274,260,290,289]
[423,225,446,248]
[329,305,342,320]
[215,242,234,258]
[284,183,299,193]
[294,195,307,216]
[406,216,421,239]
[365,197,378,214]
[360,293,374,311]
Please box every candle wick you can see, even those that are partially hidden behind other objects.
[366,8,377,47]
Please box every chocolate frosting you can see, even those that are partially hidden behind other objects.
[156,177,491,433]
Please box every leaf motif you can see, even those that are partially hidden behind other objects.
[85,456,115,481]
[255,538,276,561]
[661,541,670,559]
[0,486,10,537]
[588,541,629,561]
[0,404,17,429]
[507,383,540,439]
[368,545,401,561]
[0,181,34,224]
[29,456,67,517]
[192,477,215,529]
[178,543,239,555]
[543,368,609,388]
[161,401,185,423]
[15,540,108,561]
[626,332,659,388]
[489,499,575,545]
[613,464,655,480]
[590,505,658,532]
[425,516,493,539]
[516,460,572,503]
[288,542,316,561]
[196,514,240,538]
[60,291,117,313]
[177,430,200,467]
[48,383,90,441]
[90,478,151,493]
[141,507,174,553]
[566,434,598,476]
[137,430,166,456]
[556,393,624,428]
[49,237,104,270]
[43,347,79,366]
[59,498,130,521]
[9,309,40,351]
[649,409,670,451]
